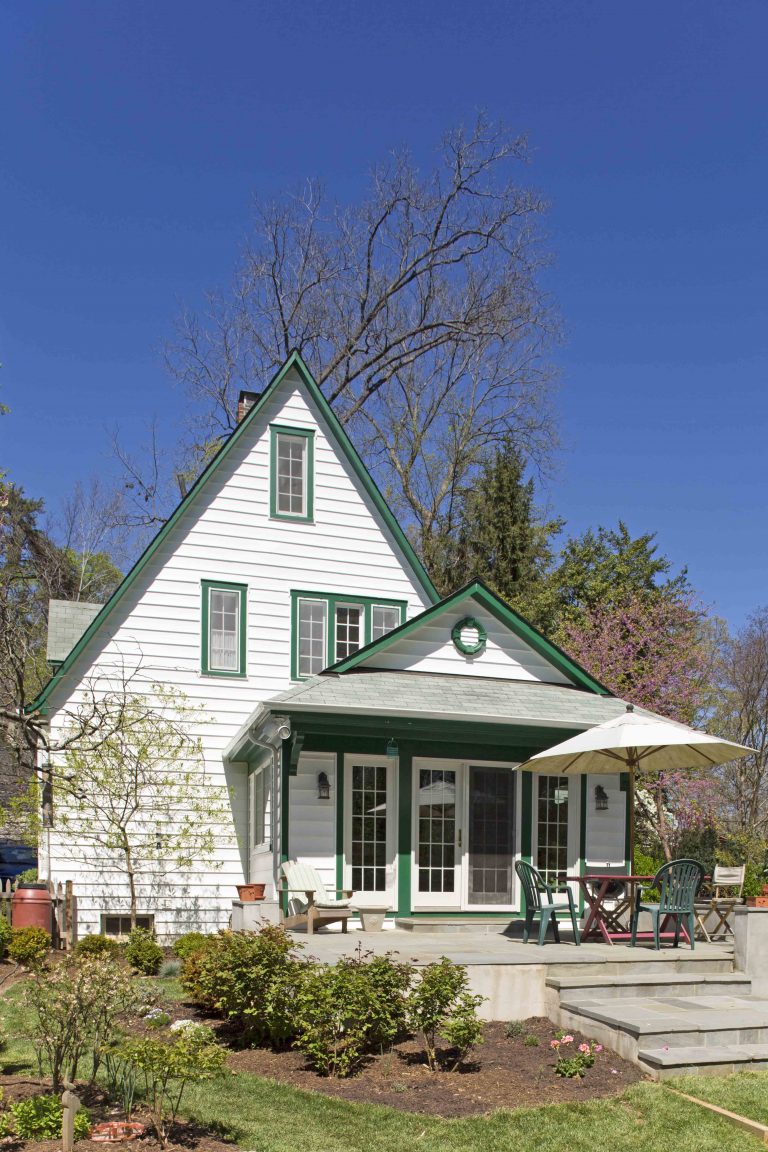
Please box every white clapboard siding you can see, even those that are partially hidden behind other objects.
[287,753,337,894]
[44,366,432,938]
[357,599,573,684]
[585,774,627,864]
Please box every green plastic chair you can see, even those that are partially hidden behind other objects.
[630,858,705,950]
[515,860,581,946]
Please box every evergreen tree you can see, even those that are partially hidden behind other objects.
[428,442,562,626]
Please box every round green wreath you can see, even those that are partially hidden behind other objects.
[451,615,487,656]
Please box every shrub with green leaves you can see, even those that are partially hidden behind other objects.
[505,1019,524,1039]
[159,958,181,979]
[24,954,140,1089]
[172,931,208,960]
[293,950,413,1078]
[15,868,38,885]
[118,1024,225,1147]
[0,1095,91,1141]
[8,925,50,970]
[406,957,484,1071]
[0,917,12,961]
[185,925,306,1046]
[125,927,164,975]
[76,933,122,960]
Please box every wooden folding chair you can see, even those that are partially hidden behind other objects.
[694,864,745,941]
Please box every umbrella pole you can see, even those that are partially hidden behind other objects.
[629,763,635,873]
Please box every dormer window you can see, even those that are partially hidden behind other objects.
[270,425,314,521]
[291,590,406,680]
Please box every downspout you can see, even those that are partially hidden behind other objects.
[248,719,291,896]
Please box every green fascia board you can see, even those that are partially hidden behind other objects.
[27,350,438,715]
[325,578,611,695]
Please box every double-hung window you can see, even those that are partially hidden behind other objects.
[270,425,314,521]
[292,591,405,680]
[249,762,270,853]
[201,580,247,677]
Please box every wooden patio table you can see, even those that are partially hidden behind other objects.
[564,873,692,947]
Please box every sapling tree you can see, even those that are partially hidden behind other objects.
[56,685,230,928]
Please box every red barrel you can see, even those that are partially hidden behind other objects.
[11,883,53,933]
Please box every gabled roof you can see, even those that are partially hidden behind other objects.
[29,351,438,714]
[325,579,610,695]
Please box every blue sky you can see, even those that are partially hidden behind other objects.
[1,2,766,628]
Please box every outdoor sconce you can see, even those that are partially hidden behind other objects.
[385,738,399,759]
[317,772,331,800]
[595,785,609,812]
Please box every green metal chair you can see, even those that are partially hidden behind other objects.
[515,860,581,946]
[630,858,705,950]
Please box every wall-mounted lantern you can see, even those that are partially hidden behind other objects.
[317,771,331,800]
[385,738,399,759]
[595,784,609,812]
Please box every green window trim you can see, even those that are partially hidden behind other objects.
[201,579,248,678]
[270,424,315,522]
[290,589,407,681]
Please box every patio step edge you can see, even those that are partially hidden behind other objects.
[547,972,749,992]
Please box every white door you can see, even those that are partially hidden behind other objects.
[412,760,462,909]
[344,757,396,908]
[532,774,581,904]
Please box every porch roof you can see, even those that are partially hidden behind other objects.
[225,671,651,760]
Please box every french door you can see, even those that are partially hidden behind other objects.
[411,760,518,911]
[532,774,581,903]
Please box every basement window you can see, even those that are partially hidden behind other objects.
[102,913,154,938]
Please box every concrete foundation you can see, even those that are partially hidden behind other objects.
[734,906,768,996]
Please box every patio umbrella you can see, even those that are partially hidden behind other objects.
[517,704,753,865]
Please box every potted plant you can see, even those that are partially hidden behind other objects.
[236,883,266,902]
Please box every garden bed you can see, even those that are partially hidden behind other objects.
[225,1017,643,1118]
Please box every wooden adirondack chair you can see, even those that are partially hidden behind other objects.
[278,860,354,934]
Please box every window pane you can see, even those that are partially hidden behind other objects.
[350,763,388,894]
[298,599,327,676]
[209,589,239,670]
[372,605,400,640]
[276,434,306,516]
[335,604,362,660]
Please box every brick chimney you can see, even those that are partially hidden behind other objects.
[237,390,261,424]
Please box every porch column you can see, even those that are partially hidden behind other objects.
[396,744,412,918]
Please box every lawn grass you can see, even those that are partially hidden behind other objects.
[669,1072,768,1127]
[0,983,763,1152]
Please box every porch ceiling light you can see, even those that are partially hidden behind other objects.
[385,738,399,759]
[317,771,331,800]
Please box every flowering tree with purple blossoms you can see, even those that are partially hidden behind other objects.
[561,591,720,859]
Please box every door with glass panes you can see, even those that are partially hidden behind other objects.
[344,757,396,907]
[532,775,581,903]
[411,760,518,911]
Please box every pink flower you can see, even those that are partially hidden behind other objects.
[550,1039,560,1049]
[578,1043,590,1053]
[594,1045,603,1053]
[562,1035,574,1044]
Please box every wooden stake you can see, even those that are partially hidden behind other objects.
[61,1085,80,1152]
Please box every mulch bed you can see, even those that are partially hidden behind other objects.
[227,1017,644,1118]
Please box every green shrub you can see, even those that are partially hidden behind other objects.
[0,917,12,961]
[8,925,51,970]
[293,951,413,1078]
[159,958,181,979]
[24,954,140,1089]
[117,1024,225,1146]
[15,868,38,885]
[524,1034,539,1047]
[0,1095,91,1141]
[125,927,164,975]
[185,926,306,1046]
[406,957,484,1072]
[172,932,208,960]
[76,933,122,960]
[505,1019,524,1039]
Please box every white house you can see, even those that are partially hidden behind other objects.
[31,351,632,939]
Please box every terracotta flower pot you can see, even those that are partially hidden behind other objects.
[237,883,266,902]
[91,1122,145,1143]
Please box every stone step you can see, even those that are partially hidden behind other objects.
[549,972,751,999]
[559,994,768,1046]
[638,1043,768,1078]
[394,918,514,934]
